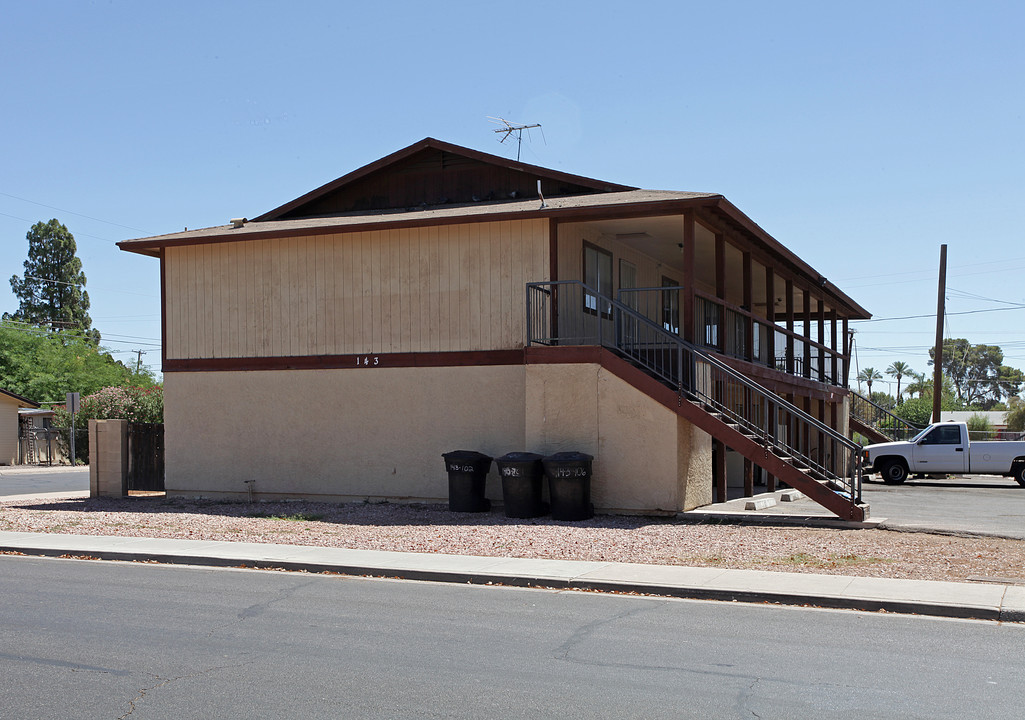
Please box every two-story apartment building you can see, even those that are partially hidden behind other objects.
[118,138,871,519]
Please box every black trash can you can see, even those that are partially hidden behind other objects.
[495,452,548,519]
[542,451,594,521]
[442,450,492,512]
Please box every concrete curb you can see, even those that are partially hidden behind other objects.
[1,531,1022,624]
[676,510,885,530]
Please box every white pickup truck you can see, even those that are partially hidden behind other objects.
[862,421,1025,485]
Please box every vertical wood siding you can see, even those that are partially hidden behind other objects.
[164,219,549,359]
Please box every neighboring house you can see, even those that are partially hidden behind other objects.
[118,138,871,519]
[940,410,1010,436]
[0,388,39,465]
[18,408,60,465]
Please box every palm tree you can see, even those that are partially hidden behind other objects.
[886,361,912,400]
[905,371,930,398]
[857,367,883,396]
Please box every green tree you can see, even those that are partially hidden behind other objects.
[886,361,913,400]
[5,219,99,342]
[895,394,960,426]
[929,338,1024,409]
[1006,397,1025,433]
[904,370,930,398]
[870,391,896,410]
[0,320,152,402]
[856,367,882,395]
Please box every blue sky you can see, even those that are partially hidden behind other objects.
[3,1,1023,394]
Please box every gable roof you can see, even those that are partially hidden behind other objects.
[254,137,634,221]
[115,138,871,319]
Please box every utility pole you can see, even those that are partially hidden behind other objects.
[932,245,947,423]
[134,349,146,374]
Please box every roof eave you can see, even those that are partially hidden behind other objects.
[1,388,40,408]
[712,197,871,320]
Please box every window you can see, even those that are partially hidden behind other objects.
[661,276,680,334]
[920,425,962,445]
[619,259,637,307]
[583,243,612,317]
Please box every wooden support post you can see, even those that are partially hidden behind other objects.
[829,309,838,385]
[715,233,726,299]
[842,317,851,387]
[803,289,813,379]
[785,279,795,375]
[817,298,825,382]
[713,439,727,503]
[743,457,754,497]
[765,266,775,369]
[683,214,696,345]
[743,251,753,362]
[804,396,813,464]
[830,401,839,475]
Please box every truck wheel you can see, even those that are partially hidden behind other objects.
[880,460,908,485]
[1014,463,1025,487]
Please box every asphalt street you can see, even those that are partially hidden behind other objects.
[2,556,1023,720]
[0,465,88,497]
[863,474,1025,539]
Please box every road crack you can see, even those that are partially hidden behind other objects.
[117,662,249,719]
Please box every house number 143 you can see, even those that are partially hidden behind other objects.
[356,356,380,366]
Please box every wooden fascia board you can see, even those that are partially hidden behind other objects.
[710,198,871,320]
[1,388,39,408]
[117,196,724,255]
[254,137,636,221]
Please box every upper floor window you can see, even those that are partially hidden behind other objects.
[583,243,612,317]
[662,276,680,334]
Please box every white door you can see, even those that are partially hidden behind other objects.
[912,425,967,474]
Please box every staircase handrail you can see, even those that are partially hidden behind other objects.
[849,389,924,441]
[527,280,862,500]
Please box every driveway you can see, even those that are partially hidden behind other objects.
[0,465,89,499]
[863,474,1025,539]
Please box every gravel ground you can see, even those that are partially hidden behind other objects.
[2,495,1025,583]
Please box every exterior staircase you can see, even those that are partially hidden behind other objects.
[527,281,867,521]
[849,390,923,443]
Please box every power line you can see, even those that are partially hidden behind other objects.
[0,211,116,244]
[1,320,161,347]
[0,191,153,234]
[837,256,1025,283]
[853,304,1025,323]
[18,274,158,299]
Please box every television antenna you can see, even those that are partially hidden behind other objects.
[487,117,545,161]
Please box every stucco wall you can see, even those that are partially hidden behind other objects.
[165,361,714,513]
[164,365,527,502]
[0,395,19,465]
[524,362,711,513]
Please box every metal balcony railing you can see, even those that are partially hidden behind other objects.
[848,390,924,442]
[527,280,863,504]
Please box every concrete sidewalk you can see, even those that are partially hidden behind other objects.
[2,530,1023,624]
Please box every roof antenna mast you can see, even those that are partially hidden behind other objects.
[487,117,545,162]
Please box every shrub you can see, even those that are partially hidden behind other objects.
[1007,398,1025,433]
[52,385,164,463]
[966,413,994,440]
